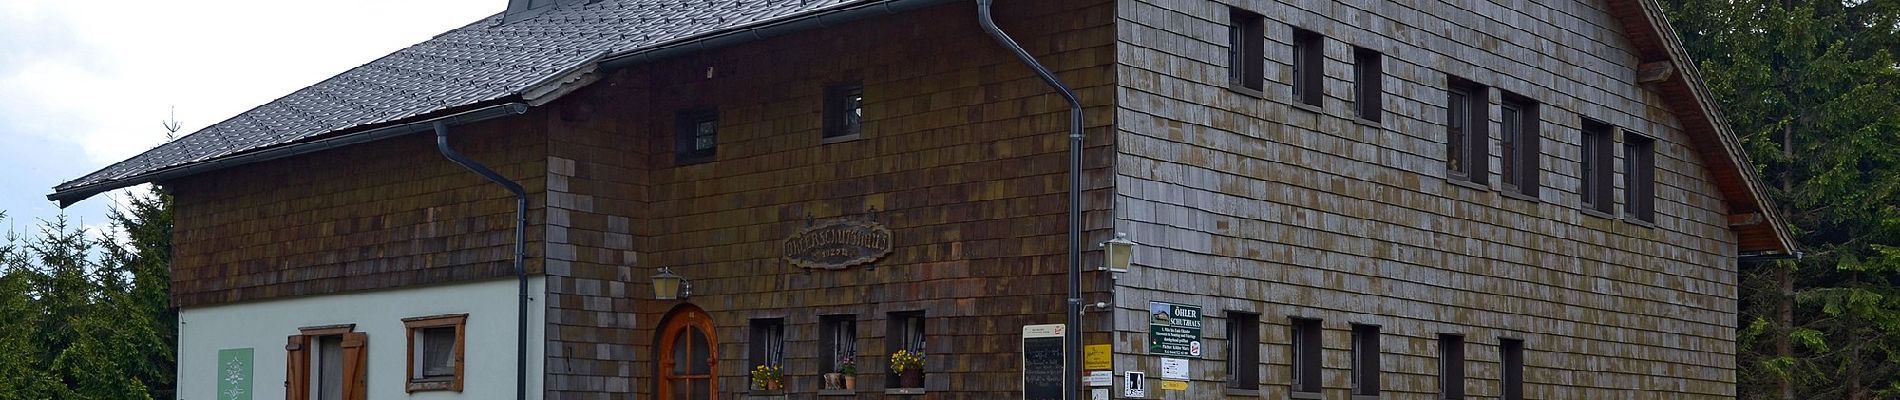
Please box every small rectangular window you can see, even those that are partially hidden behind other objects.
[403,314,466,392]
[1581,119,1616,214]
[1292,28,1324,106]
[675,108,718,164]
[1439,334,1465,400]
[1229,9,1265,93]
[1624,134,1656,222]
[1500,94,1540,197]
[1226,311,1260,390]
[1447,79,1490,184]
[1500,338,1525,400]
[749,318,785,370]
[288,324,366,400]
[1351,324,1380,396]
[820,315,858,375]
[823,84,864,140]
[1353,48,1383,122]
[887,311,926,388]
[1290,318,1322,394]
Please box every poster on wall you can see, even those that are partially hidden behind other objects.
[1124,371,1147,398]
[1147,301,1203,357]
[216,348,254,400]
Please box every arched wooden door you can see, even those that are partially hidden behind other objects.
[657,305,717,400]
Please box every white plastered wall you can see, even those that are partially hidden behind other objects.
[177,277,547,400]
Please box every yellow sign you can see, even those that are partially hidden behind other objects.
[1085,344,1111,370]
[1160,380,1189,390]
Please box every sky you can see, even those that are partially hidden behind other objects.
[0,0,499,239]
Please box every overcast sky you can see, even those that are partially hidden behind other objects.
[0,0,498,238]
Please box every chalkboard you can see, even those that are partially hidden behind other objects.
[1023,336,1065,400]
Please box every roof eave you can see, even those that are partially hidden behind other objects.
[1604,0,1797,255]
[45,102,532,207]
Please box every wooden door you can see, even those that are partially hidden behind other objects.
[657,305,718,400]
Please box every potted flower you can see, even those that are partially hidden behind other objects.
[750,364,783,391]
[890,349,925,388]
[825,355,858,390]
[840,355,858,389]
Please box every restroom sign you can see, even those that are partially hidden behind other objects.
[1147,301,1203,357]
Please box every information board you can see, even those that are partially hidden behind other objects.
[1147,301,1204,357]
[216,348,254,400]
[1023,324,1066,400]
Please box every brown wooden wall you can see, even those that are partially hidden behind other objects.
[535,1,1118,398]
[1110,0,1741,398]
[168,114,549,307]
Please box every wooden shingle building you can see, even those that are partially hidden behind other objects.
[50,0,1795,399]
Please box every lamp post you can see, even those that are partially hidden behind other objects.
[651,267,691,300]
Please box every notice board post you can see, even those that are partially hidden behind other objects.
[1023,324,1066,400]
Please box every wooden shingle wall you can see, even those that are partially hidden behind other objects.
[537,1,1119,398]
[1112,0,1738,398]
[169,115,549,307]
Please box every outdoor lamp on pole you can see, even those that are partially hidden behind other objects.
[651,267,691,300]
[1100,232,1135,274]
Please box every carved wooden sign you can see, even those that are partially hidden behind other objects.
[782,218,892,270]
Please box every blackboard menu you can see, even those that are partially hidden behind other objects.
[1023,336,1065,400]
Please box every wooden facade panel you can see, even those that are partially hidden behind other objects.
[169,114,550,307]
[1113,0,1741,398]
[529,1,1118,398]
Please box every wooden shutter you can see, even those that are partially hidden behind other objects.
[285,335,309,400]
[341,332,369,400]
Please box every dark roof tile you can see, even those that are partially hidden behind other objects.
[56,0,862,194]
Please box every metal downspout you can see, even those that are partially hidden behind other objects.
[975,1,1085,399]
[434,121,531,400]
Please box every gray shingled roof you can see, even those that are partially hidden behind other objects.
[52,0,874,199]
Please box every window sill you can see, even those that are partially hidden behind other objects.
[884,388,926,395]
[1581,208,1618,220]
[1228,84,1265,98]
[1289,390,1323,400]
[1499,189,1539,203]
[1289,102,1323,115]
[816,389,858,396]
[1352,117,1383,129]
[747,389,786,397]
[1351,395,1381,400]
[1224,387,1260,397]
[821,134,863,144]
[1445,177,1489,192]
[1625,217,1656,229]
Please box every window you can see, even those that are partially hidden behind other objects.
[402,314,466,392]
[1229,8,1265,93]
[1624,134,1656,222]
[1500,338,1524,400]
[1500,94,1540,197]
[1292,28,1323,106]
[887,311,926,388]
[1351,324,1380,396]
[1289,318,1322,394]
[1581,119,1615,214]
[1226,311,1260,390]
[824,84,864,140]
[750,318,786,371]
[286,324,366,400]
[821,315,858,375]
[1353,48,1383,122]
[1439,334,1465,400]
[1446,79,1489,184]
[675,108,718,163]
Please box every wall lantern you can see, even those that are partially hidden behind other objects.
[651,267,692,300]
[1099,232,1135,274]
